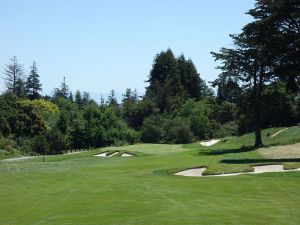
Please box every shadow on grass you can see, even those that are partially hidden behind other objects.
[221,158,300,164]
[201,145,257,155]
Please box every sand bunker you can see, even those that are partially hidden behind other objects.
[121,153,134,157]
[200,139,220,147]
[2,156,35,162]
[94,152,109,157]
[108,152,119,157]
[270,128,288,138]
[175,167,206,177]
[94,151,134,158]
[175,165,300,177]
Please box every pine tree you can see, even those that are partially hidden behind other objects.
[60,77,69,98]
[3,56,24,96]
[146,49,183,112]
[53,77,69,99]
[26,61,42,100]
[75,90,83,107]
[107,90,118,106]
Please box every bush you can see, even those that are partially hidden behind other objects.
[214,121,239,138]
[163,117,194,144]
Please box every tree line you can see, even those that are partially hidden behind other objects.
[0,0,299,155]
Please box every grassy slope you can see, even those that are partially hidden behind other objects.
[0,126,300,224]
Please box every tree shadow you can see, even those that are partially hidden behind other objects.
[221,158,300,164]
[201,145,256,155]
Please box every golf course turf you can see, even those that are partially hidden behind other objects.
[1,127,300,224]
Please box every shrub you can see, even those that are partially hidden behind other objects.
[141,115,164,143]
[163,117,194,144]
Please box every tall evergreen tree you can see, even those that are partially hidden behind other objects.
[177,55,204,100]
[210,0,295,146]
[75,90,83,107]
[146,49,183,112]
[3,56,24,96]
[26,61,42,100]
[53,77,69,99]
[246,0,300,92]
[107,90,118,106]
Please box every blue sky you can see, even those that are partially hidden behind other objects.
[0,0,256,101]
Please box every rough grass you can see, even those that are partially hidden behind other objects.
[0,126,300,224]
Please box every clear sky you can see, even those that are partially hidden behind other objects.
[0,0,256,101]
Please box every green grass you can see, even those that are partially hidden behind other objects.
[1,126,300,224]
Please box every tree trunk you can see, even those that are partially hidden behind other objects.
[253,63,264,147]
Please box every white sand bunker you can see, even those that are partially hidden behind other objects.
[94,151,134,157]
[175,165,300,177]
[175,167,206,177]
[200,139,220,146]
[108,152,119,157]
[2,156,35,162]
[94,152,109,157]
[121,153,134,157]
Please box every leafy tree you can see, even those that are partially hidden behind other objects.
[212,0,300,146]
[2,56,25,96]
[247,0,300,92]
[26,61,42,100]
[212,75,242,104]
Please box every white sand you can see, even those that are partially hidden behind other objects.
[200,139,220,147]
[94,152,109,157]
[2,156,35,162]
[121,153,134,157]
[253,165,284,173]
[108,151,119,157]
[175,165,300,177]
[175,168,207,177]
[270,128,288,138]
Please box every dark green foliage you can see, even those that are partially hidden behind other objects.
[211,0,300,146]
[212,75,241,104]
[141,115,164,143]
[214,121,239,138]
[146,49,211,112]
[163,117,194,144]
[107,90,118,106]
[46,128,68,154]
[53,77,70,99]
[31,134,49,155]
[3,56,25,97]
[26,61,42,100]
